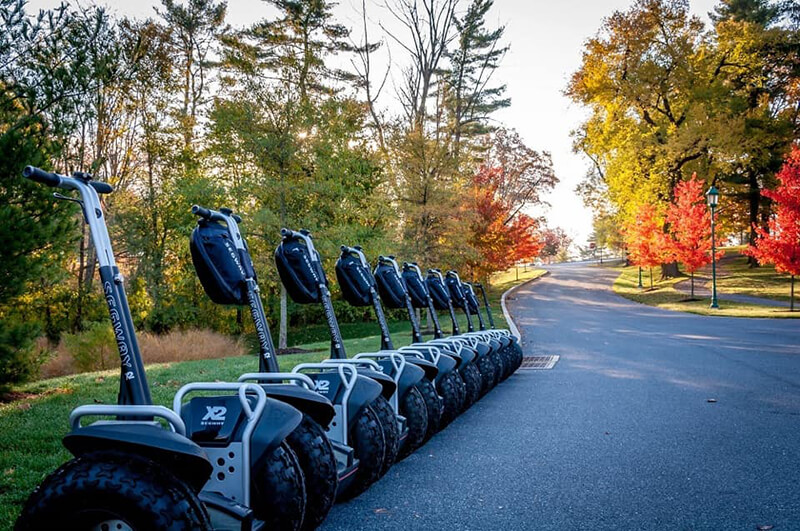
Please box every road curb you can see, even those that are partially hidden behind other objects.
[500,271,550,340]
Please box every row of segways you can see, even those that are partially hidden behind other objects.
[15,166,522,531]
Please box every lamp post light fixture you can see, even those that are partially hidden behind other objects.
[706,185,720,309]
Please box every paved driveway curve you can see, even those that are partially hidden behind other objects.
[321,263,800,530]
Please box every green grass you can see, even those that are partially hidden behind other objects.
[612,262,799,319]
[0,267,543,527]
[714,252,796,304]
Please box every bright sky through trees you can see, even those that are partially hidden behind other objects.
[27,0,719,244]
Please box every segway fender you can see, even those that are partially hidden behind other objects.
[347,375,383,430]
[433,354,457,385]
[357,368,396,400]
[396,362,425,401]
[474,341,491,357]
[63,423,212,491]
[457,346,476,366]
[264,384,336,427]
[248,399,303,466]
[405,357,439,382]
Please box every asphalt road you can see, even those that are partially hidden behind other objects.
[320,263,800,530]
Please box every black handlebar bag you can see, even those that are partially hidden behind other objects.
[426,274,450,310]
[373,262,407,309]
[402,266,429,309]
[335,253,374,307]
[274,237,326,304]
[446,274,466,309]
[464,285,480,314]
[190,219,254,305]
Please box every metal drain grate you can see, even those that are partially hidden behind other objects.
[519,355,560,370]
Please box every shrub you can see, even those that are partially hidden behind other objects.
[0,319,45,390]
[61,321,117,372]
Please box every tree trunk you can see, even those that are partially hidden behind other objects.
[649,267,654,290]
[660,261,680,279]
[690,271,694,299]
[279,285,288,350]
[747,172,760,267]
[791,275,795,312]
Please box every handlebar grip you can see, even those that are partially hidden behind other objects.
[90,181,113,194]
[280,228,292,238]
[22,166,61,188]
[192,205,212,219]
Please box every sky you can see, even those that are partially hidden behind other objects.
[28,0,722,245]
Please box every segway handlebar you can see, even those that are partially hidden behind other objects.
[340,245,369,268]
[23,165,113,194]
[192,204,242,223]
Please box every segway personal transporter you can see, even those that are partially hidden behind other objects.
[190,207,391,506]
[336,246,448,442]
[275,229,402,479]
[463,282,519,380]
[424,269,499,398]
[401,262,483,411]
[445,270,505,393]
[15,167,305,531]
[474,282,524,372]
[191,206,340,527]
[371,255,469,425]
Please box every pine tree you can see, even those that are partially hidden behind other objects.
[443,0,510,161]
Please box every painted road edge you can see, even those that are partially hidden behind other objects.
[500,271,550,340]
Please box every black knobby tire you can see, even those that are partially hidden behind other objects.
[459,362,482,409]
[415,378,443,442]
[286,415,338,531]
[511,340,524,371]
[499,345,516,379]
[490,351,506,385]
[437,372,461,427]
[397,386,428,460]
[476,354,496,395]
[338,405,385,501]
[450,369,467,413]
[16,451,212,531]
[252,441,306,531]
[369,396,399,476]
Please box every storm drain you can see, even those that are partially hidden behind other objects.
[519,355,560,370]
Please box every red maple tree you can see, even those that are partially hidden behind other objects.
[665,174,719,298]
[746,147,800,311]
[468,165,543,279]
[624,203,665,289]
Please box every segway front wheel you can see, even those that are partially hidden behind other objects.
[437,372,461,427]
[252,441,307,531]
[398,386,428,459]
[416,378,443,441]
[286,415,338,531]
[460,362,482,409]
[16,451,211,531]
[369,396,399,475]
[337,405,385,501]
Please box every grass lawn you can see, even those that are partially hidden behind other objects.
[0,267,544,527]
[612,261,799,319]
[714,252,796,304]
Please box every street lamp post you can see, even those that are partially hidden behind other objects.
[706,186,720,309]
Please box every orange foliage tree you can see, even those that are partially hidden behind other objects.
[665,174,719,298]
[746,147,800,311]
[468,165,543,280]
[624,203,666,289]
